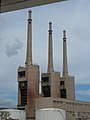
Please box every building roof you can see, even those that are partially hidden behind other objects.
[1,0,67,13]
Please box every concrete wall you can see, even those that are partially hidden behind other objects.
[35,97,90,120]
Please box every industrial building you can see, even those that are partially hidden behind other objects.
[17,10,40,120]
[17,10,90,120]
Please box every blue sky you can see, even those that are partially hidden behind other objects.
[0,0,90,108]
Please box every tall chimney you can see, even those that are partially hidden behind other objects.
[47,22,54,73]
[25,10,32,66]
[63,30,68,76]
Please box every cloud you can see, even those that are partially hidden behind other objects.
[5,38,23,57]
[75,84,90,101]
[0,81,17,108]
[77,90,90,96]
[0,15,7,31]
[0,98,16,108]
[0,17,5,41]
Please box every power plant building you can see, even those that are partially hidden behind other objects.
[17,11,40,120]
[17,11,90,120]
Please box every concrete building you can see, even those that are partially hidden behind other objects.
[41,25,75,101]
[17,11,40,120]
[35,98,90,120]
[41,22,60,98]
[60,30,75,100]
[17,10,90,120]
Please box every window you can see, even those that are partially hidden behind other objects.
[61,89,66,99]
[19,81,27,105]
[42,77,49,83]
[60,81,64,85]
[18,71,25,78]
[60,81,65,89]
[42,86,51,97]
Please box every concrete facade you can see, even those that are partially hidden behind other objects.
[41,22,60,99]
[60,76,75,100]
[41,72,60,98]
[26,65,39,120]
[35,98,90,120]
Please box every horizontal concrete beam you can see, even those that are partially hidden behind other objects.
[0,0,67,13]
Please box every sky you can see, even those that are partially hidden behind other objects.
[0,0,90,108]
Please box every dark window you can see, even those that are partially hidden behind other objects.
[42,86,51,97]
[19,81,27,105]
[60,81,65,89]
[18,71,25,78]
[21,89,27,105]
[61,89,66,99]
[42,77,49,83]
[19,81,27,89]
[60,81,64,85]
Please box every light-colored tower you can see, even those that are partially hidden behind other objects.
[41,22,60,98]
[63,30,68,76]
[26,10,40,120]
[17,10,33,110]
[60,30,75,100]
[47,22,54,73]
[26,10,32,66]
[17,10,39,120]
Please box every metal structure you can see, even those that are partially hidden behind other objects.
[36,108,66,120]
[0,0,67,13]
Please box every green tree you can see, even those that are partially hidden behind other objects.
[0,111,10,120]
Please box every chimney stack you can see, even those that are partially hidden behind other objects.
[25,10,32,66]
[47,22,54,73]
[63,30,68,76]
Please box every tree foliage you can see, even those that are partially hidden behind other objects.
[0,111,10,120]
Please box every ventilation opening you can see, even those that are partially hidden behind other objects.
[19,81,27,105]
[42,86,51,97]
[61,89,66,99]
[18,71,25,78]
